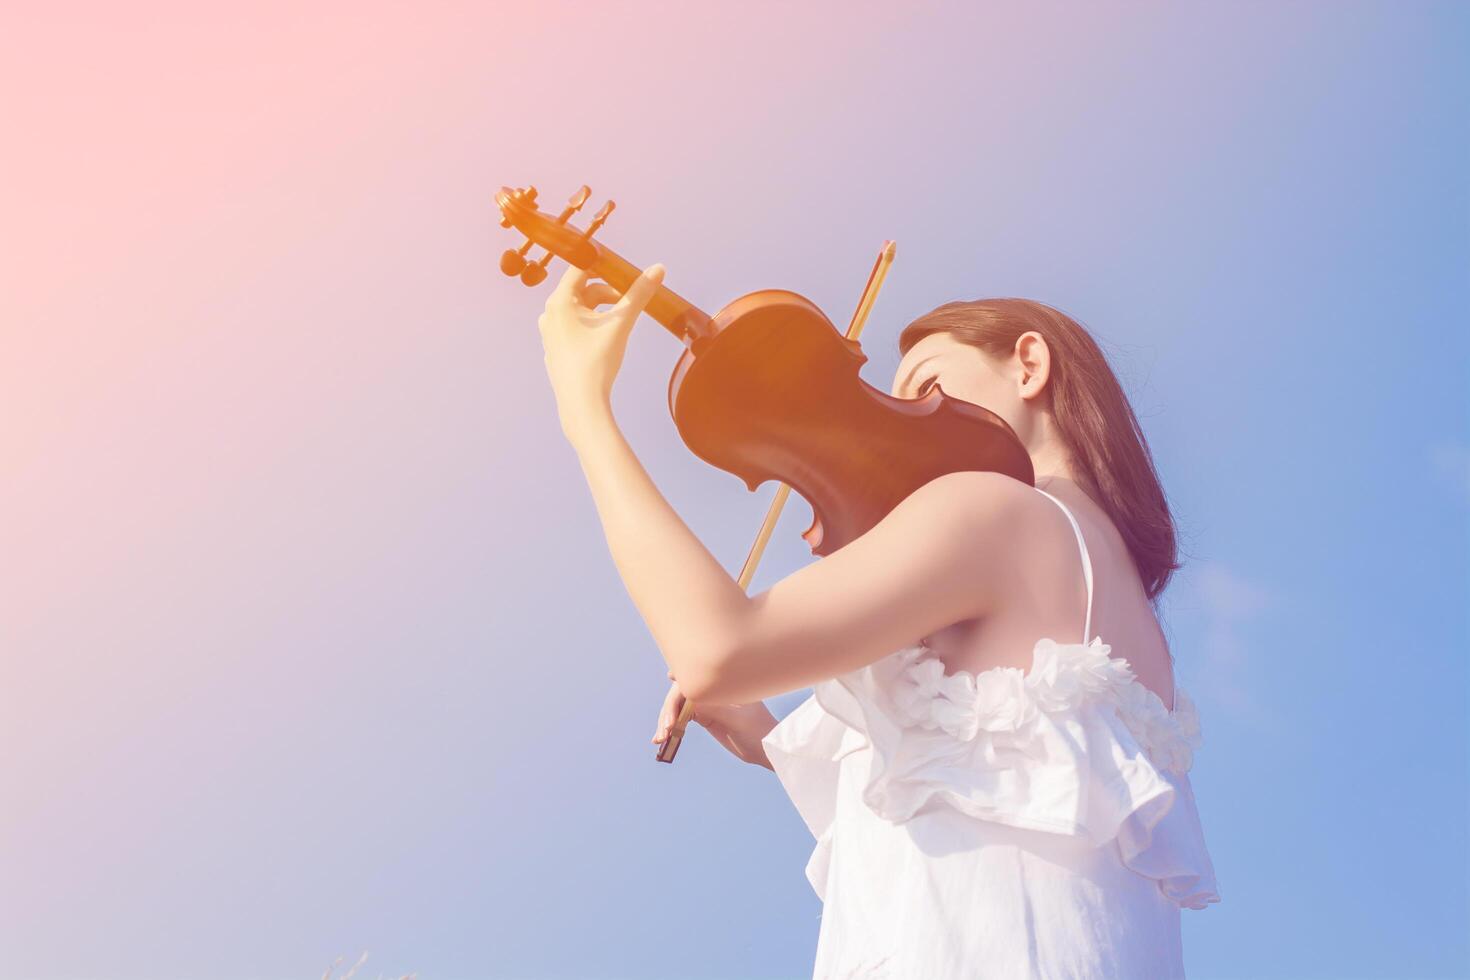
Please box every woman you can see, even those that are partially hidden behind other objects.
[539,262,1221,979]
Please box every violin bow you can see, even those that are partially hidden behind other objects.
[655,240,898,763]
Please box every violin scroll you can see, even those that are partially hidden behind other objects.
[497,184,614,287]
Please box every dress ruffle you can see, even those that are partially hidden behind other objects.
[760,637,1222,910]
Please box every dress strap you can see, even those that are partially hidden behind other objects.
[1033,487,1095,645]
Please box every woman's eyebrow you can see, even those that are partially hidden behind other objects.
[896,354,941,395]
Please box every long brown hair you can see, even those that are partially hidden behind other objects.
[898,298,1181,602]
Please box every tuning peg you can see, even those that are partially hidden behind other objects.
[550,185,592,225]
[500,227,535,276]
[581,199,615,240]
[520,255,549,286]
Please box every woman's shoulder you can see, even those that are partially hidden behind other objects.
[894,473,1062,589]
[900,471,1058,540]
[915,469,1042,503]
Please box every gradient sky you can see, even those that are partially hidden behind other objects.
[2,3,1466,979]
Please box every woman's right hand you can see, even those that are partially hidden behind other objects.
[652,670,775,767]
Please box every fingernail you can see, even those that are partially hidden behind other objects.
[648,263,665,278]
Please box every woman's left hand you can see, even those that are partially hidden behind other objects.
[537,260,665,440]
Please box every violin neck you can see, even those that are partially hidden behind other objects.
[592,243,714,346]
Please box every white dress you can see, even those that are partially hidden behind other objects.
[760,487,1221,979]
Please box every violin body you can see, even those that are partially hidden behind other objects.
[497,184,1035,558]
[671,288,1032,555]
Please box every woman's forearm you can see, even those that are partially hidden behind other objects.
[703,701,779,768]
[565,402,752,694]
[734,702,778,769]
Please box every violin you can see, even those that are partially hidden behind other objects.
[497,184,1035,557]
[498,183,1035,764]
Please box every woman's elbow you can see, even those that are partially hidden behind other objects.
[688,643,790,705]
[678,644,748,704]
[676,668,719,704]
[668,647,729,704]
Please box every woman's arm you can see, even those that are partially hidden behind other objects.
[568,406,1030,706]
[566,407,752,694]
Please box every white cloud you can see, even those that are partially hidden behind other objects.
[1430,442,1470,501]
[1187,563,1274,728]
[1196,564,1271,620]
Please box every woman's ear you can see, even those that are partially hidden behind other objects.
[1013,331,1051,401]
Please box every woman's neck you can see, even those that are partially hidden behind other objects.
[1018,412,1077,489]
[1029,445,1078,490]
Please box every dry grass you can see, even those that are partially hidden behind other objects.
[320,950,417,980]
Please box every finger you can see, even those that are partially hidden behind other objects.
[609,263,665,319]
[654,684,679,739]
[550,263,591,308]
[655,687,685,742]
[580,281,622,308]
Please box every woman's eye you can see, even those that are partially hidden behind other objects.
[916,377,938,396]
